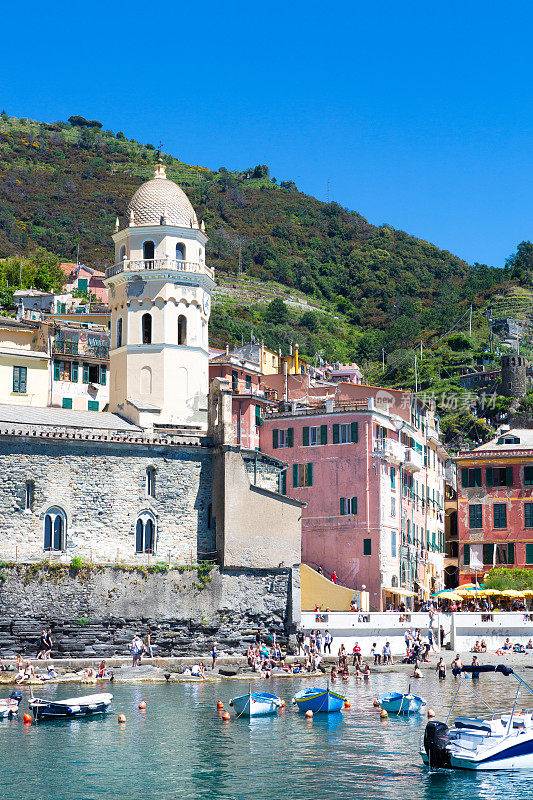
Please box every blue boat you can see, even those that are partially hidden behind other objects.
[377,691,426,715]
[229,690,282,717]
[292,686,346,713]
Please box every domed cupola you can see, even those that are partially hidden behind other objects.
[105,159,214,432]
[126,160,198,229]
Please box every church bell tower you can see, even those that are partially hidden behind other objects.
[104,160,214,430]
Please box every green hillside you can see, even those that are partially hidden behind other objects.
[2,112,528,446]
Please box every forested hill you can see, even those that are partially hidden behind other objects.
[0,114,504,345]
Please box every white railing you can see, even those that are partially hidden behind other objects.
[106,258,214,281]
[375,438,405,464]
[404,447,423,471]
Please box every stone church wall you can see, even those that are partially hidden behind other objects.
[0,436,214,564]
[0,564,300,657]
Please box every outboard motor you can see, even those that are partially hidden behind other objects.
[9,690,22,705]
[424,720,451,768]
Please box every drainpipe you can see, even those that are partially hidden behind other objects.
[283,361,288,404]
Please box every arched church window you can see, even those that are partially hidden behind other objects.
[142,313,152,345]
[391,575,398,588]
[143,240,155,263]
[136,512,156,554]
[176,243,185,261]
[146,467,156,498]
[25,480,34,511]
[178,315,187,346]
[116,317,123,348]
[140,366,152,395]
[119,245,126,262]
[44,507,66,551]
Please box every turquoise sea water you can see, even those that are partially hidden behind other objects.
[1,671,533,800]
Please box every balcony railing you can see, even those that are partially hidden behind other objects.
[105,258,214,281]
[374,438,405,464]
[53,341,109,360]
[404,447,423,472]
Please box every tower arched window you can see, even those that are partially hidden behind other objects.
[142,313,152,345]
[119,245,126,262]
[178,315,187,346]
[143,240,155,263]
[44,507,66,551]
[135,512,156,554]
[176,243,185,261]
[146,467,156,497]
[25,480,34,511]
[116,317,123,348]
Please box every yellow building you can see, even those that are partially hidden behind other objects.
[0,317,50,407]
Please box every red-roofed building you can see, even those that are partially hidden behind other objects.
[60,263,108,304]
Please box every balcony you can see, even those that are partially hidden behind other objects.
[105,258,214,281]
[53,341,109,360]
[374,438,405,465]
[404,447,423,472]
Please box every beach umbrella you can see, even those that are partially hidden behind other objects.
[522,589,533,597]
[499,589,526,597]
[436,591,463,602]
[480,588,502,596]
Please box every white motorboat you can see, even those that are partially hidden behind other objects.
[29,692,113,720]
[229,690,282,717]
[422,664,533,770]
[0,690,22,718]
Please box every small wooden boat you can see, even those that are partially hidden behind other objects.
[377,691,426,715]
[29,692,113,720]
[292,686,346,713]
[229,690,282,717]
[0,690,22,718]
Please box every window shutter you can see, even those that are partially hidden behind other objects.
[19,368,26,393]
[332,424,339,444]
[288,428,294,447]
[508,542,515,564]
[340,497,345,516]
[463,543,470,565]
[474,468,481,487]
[82,363,90,383]
[44,516,52,550]
[12,368,18,393]
[352,496,357,514]
[292,464,298,487]
[486,467,493,487]
[136,520,143,553]
[272,429,278,449]
[461,468,468,488]
[527,543,533,565]
[71,362,78,382]
[54,361,60,381]
[99,364,107,385]
[307,462,313,486]
[320,424,328,445]
[483,543,494,565]
[351,421,358,442]
[303,427,309,446]
[506,466,513,487]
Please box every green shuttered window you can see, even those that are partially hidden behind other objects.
[463,543,470,565]
[525,502,533,528]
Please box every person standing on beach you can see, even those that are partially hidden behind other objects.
[211,642,219,670]
[45,628,53,658]
[324,630,332,654]
[37,629,48,659]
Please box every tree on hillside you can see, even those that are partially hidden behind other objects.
[506,241,533,282]
[265,297,289,324]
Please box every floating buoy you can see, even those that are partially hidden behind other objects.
[217,701,224,709]
[222,711,230,721]
[380,709,388,719]
[138,701,146,709]
[118,713,126,723]
[305,709,313,718]
[280,699,286,709]
[344,699,351,709]
[373,699,380,707]
[23,713,32,724]
[428,708,435,718]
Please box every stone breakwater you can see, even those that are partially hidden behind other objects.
[0,564,301,658]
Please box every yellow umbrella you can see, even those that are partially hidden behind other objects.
[522,589,533,597]
[456,583,479,590]
[499,589,525,597]
[437,591,463,602]
[480,588,502,596]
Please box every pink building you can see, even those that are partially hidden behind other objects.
[60,263,108,305]
[209,350,277,450]
[260,384,447,610]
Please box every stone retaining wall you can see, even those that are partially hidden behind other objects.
[0,564,300,658]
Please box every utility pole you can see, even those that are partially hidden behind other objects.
[414,354,418,393]
[382,348,385,373]
[238,239,242,276]
[469,305,472,338]
[420,341,423,361]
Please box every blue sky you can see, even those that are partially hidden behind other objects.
[2,0,533,266]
